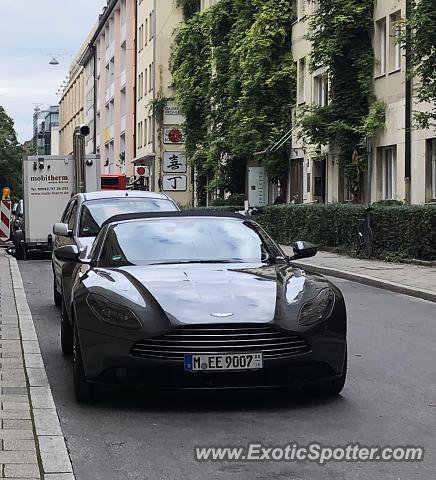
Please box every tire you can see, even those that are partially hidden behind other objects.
[304,347,347,397]
[73,323,98,403]
[61,300,73,355]
[53,276,62,308]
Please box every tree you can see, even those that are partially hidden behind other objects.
[171,0,297,203]
[0,106,23,200]
[408,0,436,128]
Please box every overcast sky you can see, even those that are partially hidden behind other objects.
[0,0,107,142]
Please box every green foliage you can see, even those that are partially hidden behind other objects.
[0,106,22,199]
[254,204,436,261]
[147,97,172,120]
[298,0,381,203]
[171,0,297,204]
[176,0,200,20]
[409,0,436,128]
[372,199,404,207]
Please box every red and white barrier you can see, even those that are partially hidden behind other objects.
[0,200,12,241]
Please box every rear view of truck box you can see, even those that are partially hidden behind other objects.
[23,156,74,248]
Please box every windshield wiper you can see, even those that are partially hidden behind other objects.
[149,259,244,265]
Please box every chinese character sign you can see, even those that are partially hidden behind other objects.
[162,175,187,192]
[163,152,187,173]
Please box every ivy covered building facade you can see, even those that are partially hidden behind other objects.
[292,0,436,205]
[182,0,436,206]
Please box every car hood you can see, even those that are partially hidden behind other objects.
[118,263,326,326]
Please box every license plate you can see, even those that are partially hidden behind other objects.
[184,353,263,372]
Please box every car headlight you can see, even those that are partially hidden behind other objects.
[87,294,142,330]
[298,288,335,326]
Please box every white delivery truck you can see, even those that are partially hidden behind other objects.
[14,154,100,259]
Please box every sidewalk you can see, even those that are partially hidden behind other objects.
[281,247,436,303]
[0,250,74,479]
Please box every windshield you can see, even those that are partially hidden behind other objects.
[79,198,178,237]
[99,217,275,266]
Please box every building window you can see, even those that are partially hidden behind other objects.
[426,138,436,202]
[109,58,115,87]
[138,73,142,100]
[138,24,143,52]
[121,89,126,117]
[144,118,148,146]
[145,18,148,46]
[120,0,127,25]
[376,18,387,76]
[377,146,397,200]
[149,63,154,92]
[121,43,126,72]
[314,74,328,106]
[138,122,143,148]
[109,100,114,126]
[298,58,306,104]
[149,11,154,40]
[148,115,153,144]
[389,11,401,72]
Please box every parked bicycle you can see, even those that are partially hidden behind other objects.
[355,207,374,259]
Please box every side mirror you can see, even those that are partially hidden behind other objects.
[292,241,318,260]
[53,223,72,237]
[54,245,80,262]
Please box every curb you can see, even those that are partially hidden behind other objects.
[293,262,436,304]
[8,255,76,480]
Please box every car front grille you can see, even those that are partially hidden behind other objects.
[130,324,311,360]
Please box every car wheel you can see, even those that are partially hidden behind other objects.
[72,322,98,403]
[61,300,73,355]
[53,276,62,308]
[305,347,347,397]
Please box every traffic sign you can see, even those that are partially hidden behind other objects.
[0,200,11,240]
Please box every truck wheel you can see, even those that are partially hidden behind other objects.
[53,277,62,308]
[15,246,24,260]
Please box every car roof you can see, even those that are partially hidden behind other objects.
[77,191,174,202]
[101,210,247,228]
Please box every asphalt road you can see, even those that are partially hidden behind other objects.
[19,256,435,480]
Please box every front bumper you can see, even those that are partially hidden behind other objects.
[78,329,346,390]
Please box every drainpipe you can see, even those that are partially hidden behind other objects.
[92,46,98,155]
[405,0,412,203]
[134,0,138,161]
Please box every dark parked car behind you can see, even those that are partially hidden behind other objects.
[52,190,179,312]
[54,211,347,402]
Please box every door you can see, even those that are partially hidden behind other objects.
[53,200,77,295]
[289,159,303,203]
[313,159,327,203]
